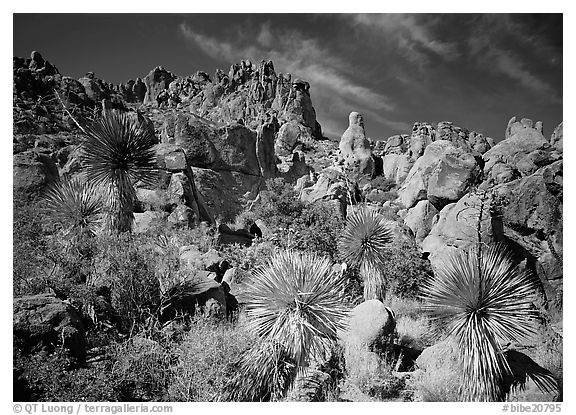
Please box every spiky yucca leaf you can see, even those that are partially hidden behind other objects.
[221,340,298,401]
[43,177,103,237]
[80,110,157,233]
[420,245,540,401]
[244,250,348,371]
[338,207,394,300]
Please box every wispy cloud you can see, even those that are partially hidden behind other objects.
[351,14,460,66]
[179,22,404,136]
[467,15,561,101]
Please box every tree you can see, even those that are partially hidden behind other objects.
[80,110,157,233]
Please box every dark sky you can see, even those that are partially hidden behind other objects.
[13,13,563,141]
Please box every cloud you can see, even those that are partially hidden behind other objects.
[179,21,403,136]
[351,14,460,66]
[466,16,561,101]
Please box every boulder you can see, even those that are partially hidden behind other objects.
[436,121,472,152]
[143,66,176,105]
[409,122,435,160]
[300,168,347,205]
[13,149,59,199]
[256,121,278,178]
[382,154,413,185]
[135,188,170,212]
[490,162,519,184]
[159,276,227,322]
[78,75,105,102]
[275,121,304,156]
[403,200,439,243]
[163,112,265,177]
[132,77,146,102]
[415,337,460,373]
[493,163,563,301]
[340,300,396,382]
[13,294,87,363]
[422,192,494,268]
[382,134,409,156]
[399,140,477,209]
[216,224,255,247]
[339,112,374,182]
[192,167,263,222]
[426,150,480,208]
[484,118,550,175]
[550,122,562,152]
[344,300,396,352]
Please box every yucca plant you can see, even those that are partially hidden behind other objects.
[221,340,298,401]
[237,250,348,399]
[338,207,394,300]
[420,244,552,401]
[80,110,157,233]
[43,177,104,239]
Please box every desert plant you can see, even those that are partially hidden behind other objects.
[228,250,348,400]
[338,207,394,300]
[420,244,555,401]
[43,177,104,239]
[167,315,256,401]
[221,340,298,401]
[244,250,348,370]
[80,110,157,233]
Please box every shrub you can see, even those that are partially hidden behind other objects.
[111,336,172,401]
[244,250,348,369]
[218,237,276,272]
[420,244,552,401]
[227,250,349,400]
[42,177,104,239]
[80,110,157,233]
[14,350,119,401]
[338,207,394,300]
[13,193,56,296]
[93,233,161,333]
[221,340,298,401]
[291,201,346,260]
[380,238,433,299]
[167,316,256,401]
[246,178,304,232]
[410,361,463,401]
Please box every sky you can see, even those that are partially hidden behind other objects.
[13,13,563,141]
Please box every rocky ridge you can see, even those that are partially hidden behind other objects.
[13,50,563,307]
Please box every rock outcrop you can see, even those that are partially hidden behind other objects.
[398,140,480,209]
[483,117,554,179]
[339,112,375,183]
[143,66,177,105]
[13,294,87,363]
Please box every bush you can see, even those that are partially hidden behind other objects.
[291,201,346,260]
[380,238,433,299]
[218,238,276,272]
[246,178,304,232]
[92,233,162,333]
[14,350,119,401]
[167,316,256,401]
[111,336,172,401]
[13,192,55,296]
